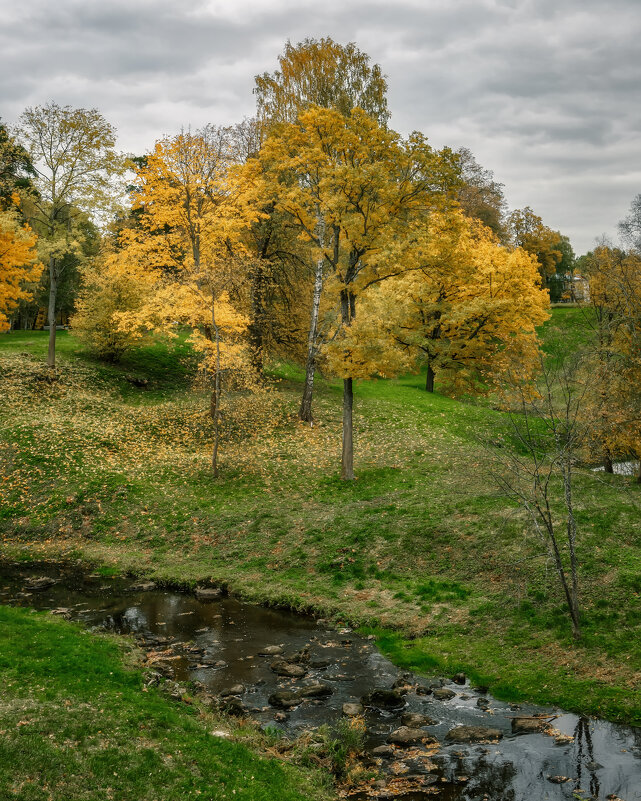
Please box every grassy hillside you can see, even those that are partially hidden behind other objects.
[1,314,641,725]
[0,605,331,801]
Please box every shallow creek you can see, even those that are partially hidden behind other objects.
[2,563,640,801]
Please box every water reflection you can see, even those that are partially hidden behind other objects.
[575,717,600,798]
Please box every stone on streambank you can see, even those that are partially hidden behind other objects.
[258,645,283,656]
[362,688,406,710]
[270,659,307,678]
[268,691,302,709]
[511,717,550,734]
[432,688,457,701]
[388,726,437,746]
[268,683,333,708]
[195,586,223,600]
[392,675,414,694]
[130,581,157,592]
[25,576,57,591]
[445,725,503,743]
[342,702,364,717]
[372,745,395,758]
[219,697,246,716]
[299,682,333,699]
[49,607,72,619]
[401,712,437,728]
[220,684,245,697]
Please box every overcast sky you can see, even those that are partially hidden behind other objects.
[2,0,639,254]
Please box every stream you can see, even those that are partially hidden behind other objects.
[2,562,640,801]
[592,461,640,477]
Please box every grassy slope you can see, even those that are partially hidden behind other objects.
[0,605,331,801]
[1,314,641,726]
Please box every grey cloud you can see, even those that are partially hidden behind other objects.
[1,0,640,252]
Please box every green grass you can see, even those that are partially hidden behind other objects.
[0,605,331,801]
[539,305,595,363]
[2,312,641,728]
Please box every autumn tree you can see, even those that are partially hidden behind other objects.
[0,125,42,330]
[547,235,576,302]
[242,203,313,373]
[258,106,459,479]
[335,212,549,394]
[71,246,148,361]
[455,147,507,241]
[113,127,262,475]
[507,206,563,283]
[580,244,641,478]
[17,103,125,367]
[224,117,313,379]
[0,203,42,331]
[255,38,391,420]
[255,37,390,129]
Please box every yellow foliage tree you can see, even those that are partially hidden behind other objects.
[507,206,563,281]
[258,105,459,478]
[255,36,390,130]
[253,37,390,410]
[331,212,550,394]
[113,127,263,475]
[71,246,151,360]
[581,245,641,479]
[0,199,42,331]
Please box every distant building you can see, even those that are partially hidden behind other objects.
[549,273,590,303]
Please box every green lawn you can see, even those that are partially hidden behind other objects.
[1,315,641,726]
[539,304,595,363]
[0,605,331,801]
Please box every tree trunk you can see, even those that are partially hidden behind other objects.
[47,257,57,369]
[561,456,581,640]
[341,377,354,480]
[548,527,582,641]
[636,459,641,485]
[248,260,267,378]
[425,363,435,393]
[299,253,324,423]
[340,282,355,481]
[211,301,222,478]
[603,448,614,474]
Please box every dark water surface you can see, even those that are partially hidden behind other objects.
[2,563,640,801]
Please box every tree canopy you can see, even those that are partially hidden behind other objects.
[17,102,125,366]
[255,37,390,129]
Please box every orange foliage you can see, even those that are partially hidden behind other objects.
[0,199,42,331]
